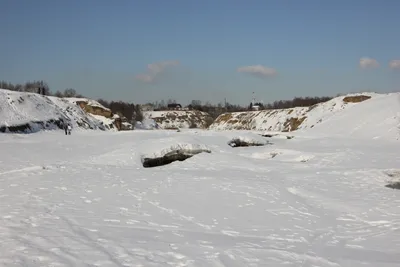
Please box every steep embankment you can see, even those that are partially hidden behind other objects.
[143,110,214,129]
[0,89,121,133]
[210,92,400,139]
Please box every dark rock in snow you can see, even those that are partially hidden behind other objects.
[385,182,400,190]
[228,138,270,148]
[142,147,211,168]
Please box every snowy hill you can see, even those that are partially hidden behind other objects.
[144,110,214,129]
[0,89,119,133]
[210,92,400,140]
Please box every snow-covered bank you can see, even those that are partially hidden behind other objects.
[210,92,400,140]
[0,89,122,133]
[144,110,214,129]
[1,129,400,266]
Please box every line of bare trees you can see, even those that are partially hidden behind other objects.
[1,79,333,120]
[0,80,52,95]
[97,99,143,123]
[0,80,85,98]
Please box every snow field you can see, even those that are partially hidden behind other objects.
[1,129,400,266]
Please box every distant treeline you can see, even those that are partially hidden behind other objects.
[96,99,143,123]
[1,79,334,120]
[264,96,333,109]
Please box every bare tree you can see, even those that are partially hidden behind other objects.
[167,99,176,104]
[63,88,77,97]
[97,98,110,108]
[54,91,64,98]
[159,100,166,109]
[191,100,202,106]
[134,104,144,122]
[23,80,50,95]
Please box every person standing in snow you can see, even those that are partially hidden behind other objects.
[64,122,68,135]
[67,123,72,135]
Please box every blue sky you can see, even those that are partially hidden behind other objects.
[1,0,399,105]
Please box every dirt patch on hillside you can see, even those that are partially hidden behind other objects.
[152,111,214,129]
[342,95,371,103]
[214,113,233,123]
[282,117,307,132]
[76,101,112,118]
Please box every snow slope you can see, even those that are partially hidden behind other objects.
[0,89,115,133]
[1,129,400,266]
[305,93,400,140]
[210,92,400,140]
[144,110,214,129]
[66,97,111,111]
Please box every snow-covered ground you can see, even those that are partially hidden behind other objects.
[1,129,400,266]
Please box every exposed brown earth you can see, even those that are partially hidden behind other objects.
[282,117,307,132]
[76,101,113,118]
[342,95,371,103]
[149,110,214,129]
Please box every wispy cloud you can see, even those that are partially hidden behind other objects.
[135,60,180,82]
[237,65,277,78]
[359,57,379,69]
[389,59,400,69]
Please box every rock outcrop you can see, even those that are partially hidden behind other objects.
[143,110,214,129]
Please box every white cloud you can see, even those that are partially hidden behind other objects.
[135,60,180,82]
[237,65,277,78]
[389,59,400,69]
[359,57,379,69]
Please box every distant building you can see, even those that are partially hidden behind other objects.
[249,92,263,111]
[167,103,182,110]
[252,104,261,111]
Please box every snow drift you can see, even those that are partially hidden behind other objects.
[210,92,400,140]
[0,89,118,133]
[228,135,271,147]
[141,143,212,168]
